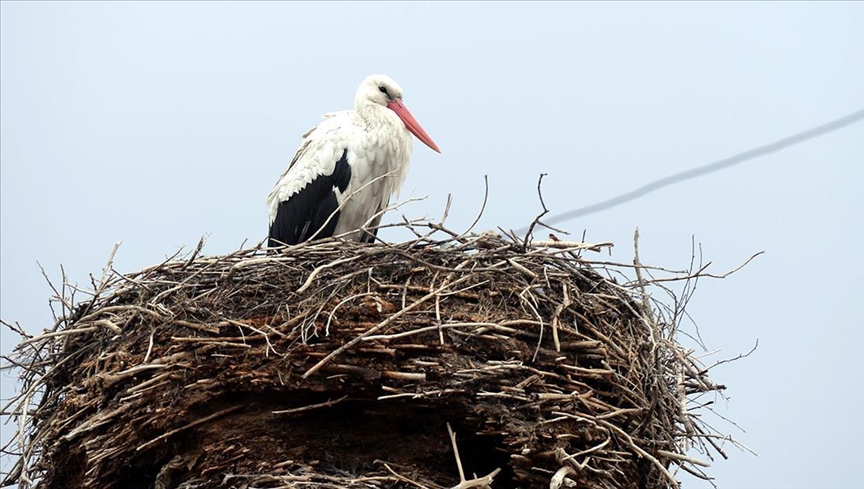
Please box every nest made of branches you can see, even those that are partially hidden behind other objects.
[1,220,747,489]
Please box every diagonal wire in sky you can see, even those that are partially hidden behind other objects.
[536,108,864,228]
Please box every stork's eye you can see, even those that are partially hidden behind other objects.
[378,86,388,95]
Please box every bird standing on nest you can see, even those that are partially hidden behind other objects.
[267,74,441,247]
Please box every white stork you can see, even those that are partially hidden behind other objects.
[266,74,440,247]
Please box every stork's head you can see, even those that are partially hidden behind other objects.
[356,74,441,153]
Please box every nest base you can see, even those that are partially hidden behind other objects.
[2,228,735,489]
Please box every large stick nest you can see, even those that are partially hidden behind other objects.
[1,221,740,489]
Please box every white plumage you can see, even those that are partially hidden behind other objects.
[267,74,440,246]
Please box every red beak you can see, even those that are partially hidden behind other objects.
[386,99,441,153]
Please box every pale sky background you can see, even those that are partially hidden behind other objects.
[1,2,863,488]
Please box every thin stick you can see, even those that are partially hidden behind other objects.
[137,405,242,451]
[272,395,348,415]
[447,423,501,489]
[447,422,466,482]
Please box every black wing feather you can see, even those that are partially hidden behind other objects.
[268,149,352,246]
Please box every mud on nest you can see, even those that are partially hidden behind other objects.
[1,222,744,489]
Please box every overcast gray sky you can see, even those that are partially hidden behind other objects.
[2,2,862,488]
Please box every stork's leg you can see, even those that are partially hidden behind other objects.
[361,212,383,243]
